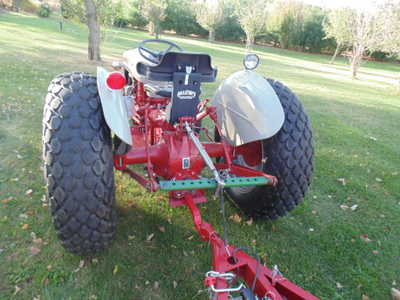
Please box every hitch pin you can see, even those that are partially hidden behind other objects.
[184,66,192,85]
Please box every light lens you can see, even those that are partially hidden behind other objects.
[243,54,260,70]
[106,72,126,90]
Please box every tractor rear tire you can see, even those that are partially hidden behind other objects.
[43,72,117,255]
[226,78,314,219]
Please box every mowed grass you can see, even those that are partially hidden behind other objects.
[0,12,399,300]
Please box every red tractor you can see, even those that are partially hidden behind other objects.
[43,39,316,299]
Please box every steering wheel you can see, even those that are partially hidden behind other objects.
[138,39,183,65]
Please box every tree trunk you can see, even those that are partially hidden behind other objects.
[12,0,21,11]
[154,20,160,39]
[208,29,215,42]
[350,44,365,79]
[84,0,101,61]
[330,42,341,64]
[149,21,155,36]
[246,32,255,49]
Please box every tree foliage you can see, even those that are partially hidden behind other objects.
[233,0,270,47]
[162,0,206,36]
[141,0,167,38]
[194,0,224,41]
[376,0,400,55]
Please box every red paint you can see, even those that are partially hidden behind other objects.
[113,78,318,299]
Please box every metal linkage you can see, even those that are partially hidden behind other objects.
[184,121,225,187]
[159,177,270,191]
[205,271,244,293]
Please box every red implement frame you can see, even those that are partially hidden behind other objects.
[114,80,319,299]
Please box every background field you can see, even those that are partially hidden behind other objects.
[0,12,399,300]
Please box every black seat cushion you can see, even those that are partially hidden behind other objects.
[137,52,217,83]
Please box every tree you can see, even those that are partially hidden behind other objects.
[324,8,354,63]
[233,0,270,48]
[376,0,400,87]
[194,0,224,42]
[61,0,114,61]
[142,0,167,39]
[326,7,381,78]
[162,0,206,36]
[348,11,380,78]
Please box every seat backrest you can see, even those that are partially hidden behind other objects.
[136,51,217,83]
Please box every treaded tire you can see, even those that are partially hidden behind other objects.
[226,78,314,219]
[43,72,116,255]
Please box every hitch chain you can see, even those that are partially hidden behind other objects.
[205,271,244,293]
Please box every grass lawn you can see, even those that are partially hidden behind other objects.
[1,12,399,300]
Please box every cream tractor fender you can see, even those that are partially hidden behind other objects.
[96,67,132,146]
[212,70,285,146]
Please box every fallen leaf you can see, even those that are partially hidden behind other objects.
[33,238,43,245]
[173,281,178,288]
[337,178,346,185]
[350,204,358,211]
[25,189,33,196]
[230,214,242,223]
[1,197,13,204]
[372,250,379,254]
[79,260,85,268]
[14,285,21,295]
[128,235,135,240]
[92,258,98,264]
[360,234,372,242]
[30,246,41,255]
[311,210,317,214]
[336,282,343,289]
[375,178,383,182]
[392,288,400,300]
[22,224,29,230]
[47,265,53,270]
[158,226,166,233]
[246,218,253,226]
[340,204,349,210]
[187,235,194,240]
[113,265,119,275]
[146,233,155,241]
[362,295,370,300]
[89,296,97,300]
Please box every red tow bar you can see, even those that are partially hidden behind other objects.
[184,193,319,300]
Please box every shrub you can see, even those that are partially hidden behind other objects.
[113,16,129,28]
[20,0,37,13]
[37,3,50,17]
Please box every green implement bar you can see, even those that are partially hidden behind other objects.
[159,176,270,191]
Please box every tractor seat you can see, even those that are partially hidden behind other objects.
[144,82,172,98]
[123,48,217,83]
